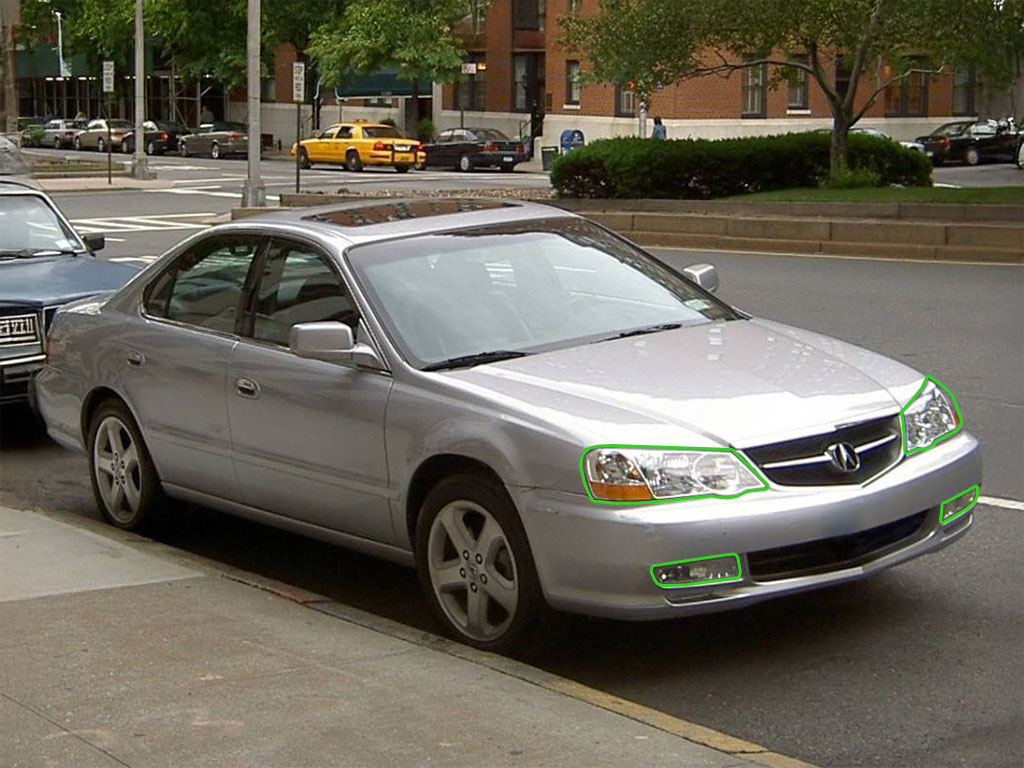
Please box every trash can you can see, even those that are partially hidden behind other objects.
[559,129,585,154]
[541,146,559,171]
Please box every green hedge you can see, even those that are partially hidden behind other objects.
[549,132,932,199]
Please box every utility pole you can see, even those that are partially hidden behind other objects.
[241,0,265,207]
[1,0,18,135]
[131,0,151,179]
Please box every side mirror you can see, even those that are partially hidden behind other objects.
[289,321,385,370]
[682,263,719,293]
[82,233,105,252]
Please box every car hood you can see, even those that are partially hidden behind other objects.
[447,318,923,449]
[0,255,139,309]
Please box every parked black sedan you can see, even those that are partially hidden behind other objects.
[916,119,1020,166]
[121,120,189,155]
[419,128,527,172]
[0,177,138,407]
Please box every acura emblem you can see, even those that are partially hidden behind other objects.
[827,442,861,474]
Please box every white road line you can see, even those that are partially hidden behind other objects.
[979,495,1024,511]
[71,214,214,234]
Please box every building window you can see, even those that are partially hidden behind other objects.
[568,0,582,13]
[953,66,976,116]
[366,97,393,107]
[471,0,487,33]
[835,57,852,101]
[565,60,581,105]
[513,0,541,30]
[455,55,487,111]
[615,83,635,117]
[742,63,766,117]
[884,60,929,117]
[513,53,543,112]
[787,56,809,110]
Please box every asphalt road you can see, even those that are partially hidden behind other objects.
[3,162,1023,768]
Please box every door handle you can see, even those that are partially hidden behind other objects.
[235,377,261,399]
[126,350,145,367]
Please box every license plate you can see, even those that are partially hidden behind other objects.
[395,145,410,151]
[926,151,934,157]
[0,314,38,346]
[503,156,514,162]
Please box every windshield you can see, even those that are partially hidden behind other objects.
[0,195,81,255]
[931,122,970,137]
[347,217,739,369]
[473,129,511,141]
[363,126,403,138]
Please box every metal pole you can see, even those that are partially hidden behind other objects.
[241,0,265,207]
[131,0,149,179]
[295,101,301,193]
[56,11,66,77]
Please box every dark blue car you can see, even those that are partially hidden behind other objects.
[1,165,138,407]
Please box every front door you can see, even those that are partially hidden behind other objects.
[227,238,394,544]
[120,233,262,500]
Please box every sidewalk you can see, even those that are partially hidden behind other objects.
[36,177,173,193]
[0,505,809,768]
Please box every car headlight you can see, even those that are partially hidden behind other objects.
[901,377,962,454]
[581,446,768,503]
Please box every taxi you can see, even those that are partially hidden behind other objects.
[291,122,424,172]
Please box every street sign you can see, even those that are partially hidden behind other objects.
[461,62,477,75]
[102,61,114,93]
[292,61,305,103]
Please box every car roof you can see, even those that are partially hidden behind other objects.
[0,177,42,192]
[217,198,577,246]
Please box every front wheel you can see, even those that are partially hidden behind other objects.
[964,145,981,166]
[179,142,189,158]
[1016,140,1023,169]
[210,142,221,160]
[74,136,83,150]
[122,139,132,155]
[88,400,164,531]
[415,473,547,652]
[146,140,156,155]
[298,147,311,169]
[458,154,473,172]
[97,137,105,153]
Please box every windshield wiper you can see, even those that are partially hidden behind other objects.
[422,350,528,372]
[593,322,684,343]
[0,248,79,259]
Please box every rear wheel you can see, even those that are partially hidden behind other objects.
[210,142,221,160]
[179,142,189,158]
[74,136,83,150]
[395,164,410,173]
[346,150,363,172]
[121,139,132,154]
[1016,139,1024,169]
[53,136,62,149]
[88,400,164,532]
[964,145,981,166]
[458,154,473,172]
[415,473,547,652]
[146,140,156,155]
[298,147,311,169]
[97,137,106,153]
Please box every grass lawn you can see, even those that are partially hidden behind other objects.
[725,185,1024,204]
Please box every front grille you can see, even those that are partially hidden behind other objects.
[744,415,902,486]
[0,312,40,346]
[748,510,929,581]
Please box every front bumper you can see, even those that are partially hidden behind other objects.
[0,354,45,405]
[513,431,981,620]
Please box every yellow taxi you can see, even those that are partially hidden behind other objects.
[290,121,425,172]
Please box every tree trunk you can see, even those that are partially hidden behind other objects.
[830,112,851,174]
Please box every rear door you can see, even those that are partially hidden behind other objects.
[332,125,355,164]
[121,233,263,501]
[227,237,395,543]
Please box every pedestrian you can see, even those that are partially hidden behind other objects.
[74,110,86,121]
[651,116,667,141]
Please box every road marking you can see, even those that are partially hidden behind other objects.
[979,495,1024,511]
[71,213,213,234]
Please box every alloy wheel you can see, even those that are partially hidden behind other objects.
[427,500,520,642]
[92,415,143,525]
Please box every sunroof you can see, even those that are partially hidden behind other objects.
[302,199,516,227]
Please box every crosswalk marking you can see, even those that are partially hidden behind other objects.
[71,213,214,234]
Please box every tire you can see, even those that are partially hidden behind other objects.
[964,145,981,166]
[122,139,132,155]
[395,164,410,173]
[179,142,189,158]
[87,400,164,532]
[298,147,311,169]
[458,154,473,172]
[500,163,515,173]
[414,161,426,171]
[146,140,156,155]
[210,142,221,160]
[1015,140,1023,169]
[97,137,105,153]
[415,473,547,652]
[53,136,62,149]
[74,136,83,151]
[346,150,363,172]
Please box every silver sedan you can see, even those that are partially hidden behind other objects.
[36,199,981,651]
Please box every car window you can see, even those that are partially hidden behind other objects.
[144,235,260,334]
[362,126,403,139]
[933,122,970,137]
[46,120,60,130]
[87,120,103,130]
[316,126,338,139]
[337,126,354,139]
[970,121,997,136]
[72,120,88,129]
[249,241,359,347]
[435,129,452,142]
[476,129,509,141]
[0,195,79,253]
[109,120,133,130]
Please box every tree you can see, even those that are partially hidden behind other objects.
[561,0,1024,172]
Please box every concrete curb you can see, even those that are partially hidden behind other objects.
[37,177,173,192]
[19,504,816,768]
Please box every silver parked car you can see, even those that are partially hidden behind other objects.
[36,199,980,651]
[178,121,248,159]
[74,118,134,152]
[42,118,88,149]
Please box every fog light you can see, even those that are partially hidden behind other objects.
[940,485,979,525]
[651,553,742,588]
